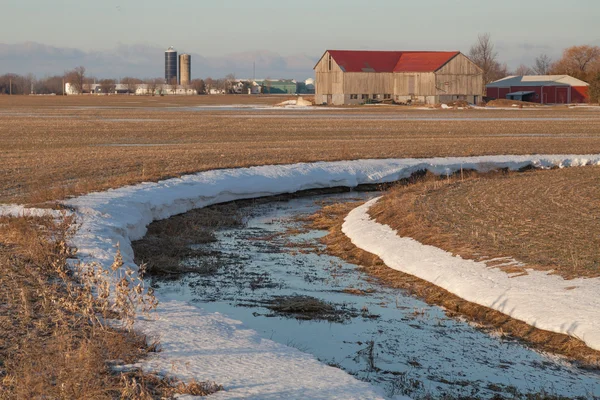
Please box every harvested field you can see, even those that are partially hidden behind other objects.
[370,167,600,279]
[2,96,600,204]
[306,200,600,366]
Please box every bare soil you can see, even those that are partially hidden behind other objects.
[2,95,600,204]
[370,167,600,279]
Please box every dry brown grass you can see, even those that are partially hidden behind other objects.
[370,167,600,279]
[0,215,221,399]
[305,200,600,367]
[486,98,543,107]
[1,95,600,204]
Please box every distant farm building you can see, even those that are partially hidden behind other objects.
[297,78,315,95]
[314,50,483,105]
[256,79,297,94]
[486,75,589,104]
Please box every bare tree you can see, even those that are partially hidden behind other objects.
[65,66,86,94]
[514,64,533,76]
[190,79,205,95]
[551,45,600,81]
[155,78,165,96]
[121,77,142,94]
[589,72,600,103]
[1,74,37,95]
[469,33,508,84]
[143,78,157,95]
[225,73,236,93]
[99,79,116,95]
[35,75,64,94]
[204,77,214,93]
[532,54,552,75]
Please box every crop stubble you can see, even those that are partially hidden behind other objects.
[370,167,600,279]
[1,96,600,204]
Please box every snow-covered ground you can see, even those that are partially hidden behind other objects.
[136,302,388,400]
[3,154,600,399]
[343,197,600,352]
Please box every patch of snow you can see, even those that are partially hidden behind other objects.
[136,301,389,400]
[0,204,66,218]
[3,154,600,398]
[440,103,451,109]
[342,197,600,352]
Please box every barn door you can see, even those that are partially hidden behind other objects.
[327,94,332,104]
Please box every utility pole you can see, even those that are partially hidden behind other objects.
[9,78,12,95]
[62,78,65,96]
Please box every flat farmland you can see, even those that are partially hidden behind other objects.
[1,95,600,204]
[370,167,600,279]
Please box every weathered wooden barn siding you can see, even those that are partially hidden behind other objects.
[315,52,344,104]
[435,53,483,96]
[343,73,395,95]
[393,73,436,96]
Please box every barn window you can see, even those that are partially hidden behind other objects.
[372,94,380,100]
[362,94,369,100]
[350,94,358,100]
[328,54,332,71]
[384,94,391,99]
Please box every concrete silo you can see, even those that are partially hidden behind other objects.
[179,54,191,86]
[165,46,178,84]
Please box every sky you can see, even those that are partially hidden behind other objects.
[2,0,600,79]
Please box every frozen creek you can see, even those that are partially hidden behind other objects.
[149,192,600,400]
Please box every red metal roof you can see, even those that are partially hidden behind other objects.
[326,50,459,73]
[327,51,403,73]
[394,51,460,72]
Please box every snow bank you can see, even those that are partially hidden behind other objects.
[63,154,600,276]
[342,198,600,352]
[136,301,389,400]
[275,97,313,107]
[3,154,600,398]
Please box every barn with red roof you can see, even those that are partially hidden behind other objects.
[314,50,483,105]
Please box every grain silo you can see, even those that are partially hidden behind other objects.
[165,46,178,84]
[179,54,191,86]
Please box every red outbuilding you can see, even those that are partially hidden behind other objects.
[486,75,589,104]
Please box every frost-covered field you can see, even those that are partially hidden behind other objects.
[2,154,600,398]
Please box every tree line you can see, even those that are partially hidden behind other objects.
[470,33,600,101]
[0,66,239,96]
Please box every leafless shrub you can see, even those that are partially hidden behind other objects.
[0,214,219,397]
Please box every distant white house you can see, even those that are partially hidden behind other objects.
[232,80,263,95]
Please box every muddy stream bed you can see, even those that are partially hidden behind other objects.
[147,192,600,399]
